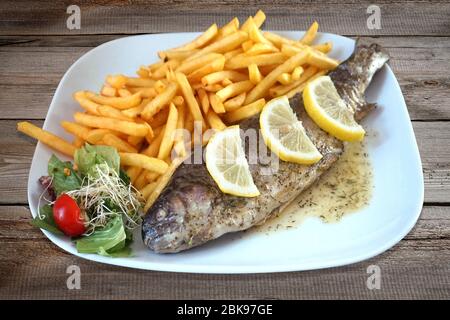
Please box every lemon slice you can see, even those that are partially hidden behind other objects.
[205,126,260,197]
[303,75,365,141]
[260,96,322,164]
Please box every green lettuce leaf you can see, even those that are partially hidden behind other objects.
[75,215,127,255]
[74,144,120,178]
[48,155,82,196]
[119,169,131,186]
[30,204,63,234]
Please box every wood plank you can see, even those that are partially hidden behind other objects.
[0,37,449,120]
[1,120,449,204]
[0,1,449,36]
[415,122,450,203]
[0,205,448,299]
[3,34,450,48]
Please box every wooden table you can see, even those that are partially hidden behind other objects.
[1,1,449,299]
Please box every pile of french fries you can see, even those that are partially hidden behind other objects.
[17,10,339,211]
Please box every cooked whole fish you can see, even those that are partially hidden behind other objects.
[142,41,390,253]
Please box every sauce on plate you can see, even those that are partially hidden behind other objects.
[253,140,373,233]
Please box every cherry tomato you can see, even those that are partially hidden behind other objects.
[53,194,86,237]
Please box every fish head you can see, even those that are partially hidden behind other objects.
[142,181,215,253]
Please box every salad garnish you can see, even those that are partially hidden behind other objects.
[31,144,143,257]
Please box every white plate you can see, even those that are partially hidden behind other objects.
[28,32,424,273]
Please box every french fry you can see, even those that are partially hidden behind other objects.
[206,109,227,131]
[192,119,203,146]
[247,17,272,45]
[191,83,203,90]
[208,93,226,113]
[101,86,117,97]
[262,31,300,49]
[197,88,210,114]
[106,75,127,89]
[144,157,185,212]
[216,80,254,102]
[128,87,157,99]
[119,153,169,174]
[61,121,90,140]
[248,64,262,85]
[137,65,151,78]
[176,53,223,75]
[225,53,287,69]
[221,78,233,86]
[85,129,111,144]
[153,80,166,94]
[148,107,170,128]
[269,66,319,97]
[223,98,266,123]
[139,181,157,199]
[281,43,337,61]
[307,50,339,69]
[175,72,206,129]
[118,89,132,97]
[17,122,76,157]
[134,170,149,190]
[253,9,266,27]
[241,40,254,52]
[277,73,292,85]
[244,50,309,104]
[184,111,194,133]
[201,128,215,146]
[121,98,150,118]
[241,9,266,32]
[152,59,181,79]
[171,23,218,51]
[127,135,145,148]
[312,42,333,54]
[224,48,243,60]
[148,60,164,72]
[145,172,160,183]
[97,104,134,121]
[151,125,165,139]
[203,84,224,92]
[125,77,155,87]
[187,31,248,61]
[258,64,279,75]
[187,56,226,82]
[223,92,246,111]
[141,82,178,119]
[166,68,176,82]
[245,42,278,56]
[291,66,304,81]
[73,91,100,115]
[74,112,149,137]
[86,91,142,110]
[173,103,187,157]
[158,103,178,160]
[217,17,239,39]
[285,69,328,98]
[300,21,319,45]
[201,70,247,86]
[280,43,309,57]
[137,119,155,143]
[73,136,85,148]
[126,166,142,184]
[103,133,138,153]
[142,125,165,158]
[158,49,199,61]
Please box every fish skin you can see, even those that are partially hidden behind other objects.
[142,42,390,253]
